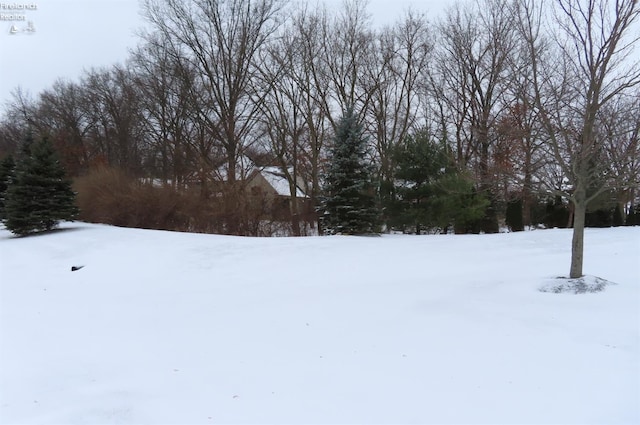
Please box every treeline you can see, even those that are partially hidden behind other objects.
[0,0,638,236]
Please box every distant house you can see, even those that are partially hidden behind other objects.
[248,165,311,220]
[212,156,312,224]
[247,166,307,198]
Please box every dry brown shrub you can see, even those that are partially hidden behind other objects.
[74,167,194,231]
[73,167,315,235]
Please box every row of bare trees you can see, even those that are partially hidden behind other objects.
[1,0,638,275]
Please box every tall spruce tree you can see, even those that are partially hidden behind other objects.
[320,108,380,235]
[4,136,78,235]
[0,154,16,220]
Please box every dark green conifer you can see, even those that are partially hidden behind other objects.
[389,132,447,234]
[4,136,78,235]
[320,108,380,235]
[506,198,524,231]
[388,131,488,234]
[0,154,16,220]
[626,204,639,226]
[612,203,624,227]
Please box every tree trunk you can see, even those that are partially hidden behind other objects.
[570,185,587,278]
[290,196,301,236]
[522,149,533,228]
[522,190,532,229]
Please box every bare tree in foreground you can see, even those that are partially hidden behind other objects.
[518,0,640,277]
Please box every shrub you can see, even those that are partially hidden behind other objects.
[73,167,278,235]
[505,198,524,231]
[74,167,192,230]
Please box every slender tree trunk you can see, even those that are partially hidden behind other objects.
[291,138,301,236]
[290,191,301,236]
[478,125,499,234]
[522,183,532,229]
[522,147,533,228]
[570,184,587,278]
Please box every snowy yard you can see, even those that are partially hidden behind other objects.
[1,223,638,424]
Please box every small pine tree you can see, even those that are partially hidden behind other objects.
[4,136,79,235]
[0,154,16,220]
[320,108,380,235]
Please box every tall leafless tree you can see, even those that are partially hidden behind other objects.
[320,0,375,123]
[434,0,519,232]
[517,0,640,277]
[258,16,309,235]
[142,0,284,188]
[0,89,39,157]
[269,5,333,227]
[364,10,433,217]
[35,79,95,176]
[130,35,199,188]
[599,92,640,221]
[82,66,146,175]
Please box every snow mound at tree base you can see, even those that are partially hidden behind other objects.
[539,275,616,294]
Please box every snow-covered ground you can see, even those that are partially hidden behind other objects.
[1,223,638,424]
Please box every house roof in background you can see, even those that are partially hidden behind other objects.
[260,166,307,198]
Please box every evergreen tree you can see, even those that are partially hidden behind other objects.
[0,154,16,220]
[612,203,624,227]
[505,198,524,231]
[428,170,489,234]
[388,132,447,233]
[3,136,78,235]
[388,132,488,234]
[320,108,380,235]
[544,196,570,228]
[626,203,640,226]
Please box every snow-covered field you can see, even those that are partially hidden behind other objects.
[1,223,638,424]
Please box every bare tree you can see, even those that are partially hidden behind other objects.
[496,28,552,229]
[130,36,199,188]
[82,66,146,175]
[35,79,94,176]
[0,88,39,157]
[364,10,433,218]
[599,92,640,221]
[258,18,309,235]
[142,0,284,188]
[320,0,375,121]
[434,0,519,232]
[269,5,333,228]
[517,0,640,277]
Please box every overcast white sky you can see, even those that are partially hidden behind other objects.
[0,0,452,107]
